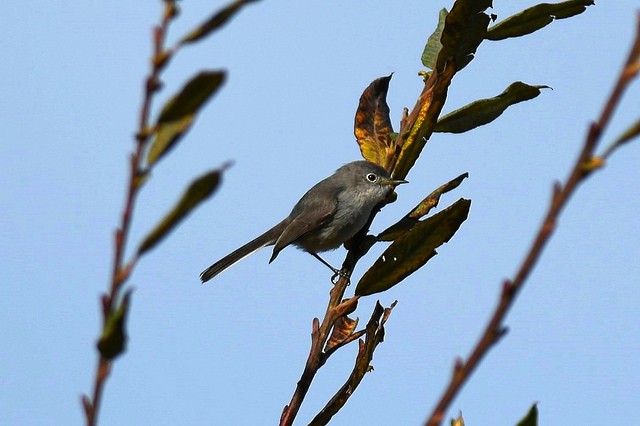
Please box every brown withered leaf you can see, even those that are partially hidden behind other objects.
[354,75,396,171]
[324,315,359,353]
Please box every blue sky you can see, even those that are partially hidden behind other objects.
[1,1,639,425]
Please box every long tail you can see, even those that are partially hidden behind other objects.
[200,222,285,283]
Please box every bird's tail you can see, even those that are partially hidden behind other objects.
[200,223,284,283]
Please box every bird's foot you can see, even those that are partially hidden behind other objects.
[331,268,351,285]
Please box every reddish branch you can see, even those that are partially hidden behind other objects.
[425,14,640,426]
[81,3,177,426]
[279,211,394,425]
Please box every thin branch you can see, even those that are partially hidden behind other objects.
[424,14,640,426]
[82,3,177,425]
[279,204,388,426]
[309,301,396,426]
[279,275,352,426]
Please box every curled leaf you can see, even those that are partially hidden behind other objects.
[148,71,226,166]
[486,0,594,41]
[325,315,359,353]
[354,75,396,170]
[435,82,550,133]
[138,163,232,256]
[355,199,471,296]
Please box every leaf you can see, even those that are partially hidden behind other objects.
[137,163,232,256]
[180,0,260,45]
[422,9,448,70]
[378,173,468,241]
[354,75,396,170]
[325,315,359,352]
[393,0,492,180]
[515,404,538,426]
[451,413,465,426]
[436,0,492,72]
[486,0,594,41]
[434,82,550,133]
[147,116,194,166]
[147,71,226,166]
[615,118,640,145]
[603,117,640,158]
[355,198,471,296]
[97,289,133,360]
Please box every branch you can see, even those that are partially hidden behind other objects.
[279,204,390,426]
[308,301,396,426]
[81,3,177,425]
[424,13,640,426]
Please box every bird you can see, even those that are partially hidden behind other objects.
[200,160,407,283]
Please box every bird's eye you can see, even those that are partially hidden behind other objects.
[366,173,377,182]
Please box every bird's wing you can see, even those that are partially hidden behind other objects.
[269,196,337,262]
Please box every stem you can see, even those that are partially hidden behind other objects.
[83,3,176,425]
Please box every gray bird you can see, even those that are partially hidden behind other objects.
[200,160,407,282]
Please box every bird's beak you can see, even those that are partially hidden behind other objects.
[383,178,408,187]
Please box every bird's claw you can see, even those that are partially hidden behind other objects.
[331,269,351,285]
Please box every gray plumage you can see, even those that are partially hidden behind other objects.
[200,160,406,283]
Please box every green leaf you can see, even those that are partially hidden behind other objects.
[147,116,194,166]
[615,118,640,145]
[137,163,231,256]
[157,71,226,124]
[515,404,538,426]
[486,0,594,41]
[422,9,448,70]
[435,82,550,134]
[147,71,226,166]
[180,0,260,45]
[378,173,468,241]
[355,198,471,296]
[97,290,133,360]
[436,0,492,72]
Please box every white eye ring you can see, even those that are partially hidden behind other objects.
[366,173,377,182]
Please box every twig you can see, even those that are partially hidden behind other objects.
[279,275,353,426]
[308,301,396,426]
[424,14,640,426]
[82,3,177,425]
[279,204,388,425]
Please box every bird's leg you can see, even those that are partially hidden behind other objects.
[308,252,351,284]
